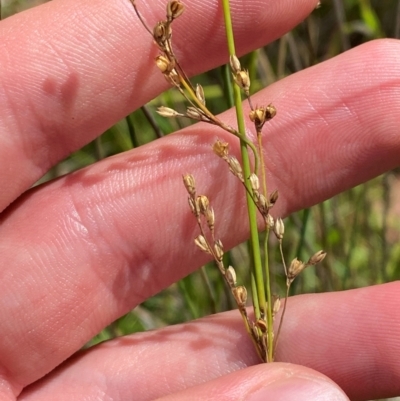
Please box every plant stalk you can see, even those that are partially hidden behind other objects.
[220,0,266,327]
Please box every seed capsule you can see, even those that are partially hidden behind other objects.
[233,286,247,306]
[167,0,185,20]
[308,250,327,265]
[182,174,196,196]
[226,266,237,286]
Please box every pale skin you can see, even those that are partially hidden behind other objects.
[0,0,400,400]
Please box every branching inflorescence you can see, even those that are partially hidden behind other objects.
[131,0,326,363]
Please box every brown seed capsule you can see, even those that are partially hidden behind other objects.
[229,55,241,74]
[274,217,284,240]
[269,189,279,206]
[195,84,206,105]
[287,258,305,281]
[249,107,266,126]
[167,0,184,20]
[227,155,243,178]
[249,104,277,129]
[194,235,211,254]
[205,207,215,231]
[233,285,247,306]
[272,296,281,317]
[197,195,209,214]
[308,250,327,265]
[257,194,269,215]
[153,21,170,43]
[234,70,250,95]
[164,69,180,86]
[186,106,203,120]
[249,173,260,191]
[182,174,196,196]
[212,140,229,158]
[214,239,224,261]
[265,104,277,119]
[157,106,182,118]
[251,322,260,341]
[256,318,267,333]
[155,55,175,73]
[188,196,199,217]
[266,214,274,229]
[226,266,237,286]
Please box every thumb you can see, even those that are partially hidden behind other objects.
[156,363,349,401]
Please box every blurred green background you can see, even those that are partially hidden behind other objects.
[2,1,400,400]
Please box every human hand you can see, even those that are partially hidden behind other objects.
[1,0,399,400]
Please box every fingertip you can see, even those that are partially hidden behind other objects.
[155,363,349,401]
[246,366,348,401]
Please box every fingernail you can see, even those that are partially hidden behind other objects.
[247,377,348,401]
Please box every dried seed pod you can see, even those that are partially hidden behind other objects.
[307,250,327,265]
[257,194,269,215]
[214,239,224,261]
[274,217,284,240]
[197,195,209,214]
[153,21,170,43]
[233,285,247,306]
[229,54,241,74]
[165,69,180,86]
[233,70,250,95]
[269,189,279,206]
[252,190,260,203]
[186,106,203,120]
[249,173,260,191]
[199,114,211,123]
[251,323,260,342]
[266,214,274,229]
[155,55,175,73]
[182,174,196,196]
[225,266,237,286]
[205,207,215,231]
[265,104,277,119]
[227,155,243,179]
[249,104,277,129]
[272,296,281,317]
[195,84,206,105]
[287,258,305,281]
[256,318,267,333]
[188,196,199,217]
[249,107,266,126]
[167,0,184,20]
[194,235,211,254]
[157,106,183,118]
[212,140,229,158]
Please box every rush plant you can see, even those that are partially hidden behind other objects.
[131,0,326,362]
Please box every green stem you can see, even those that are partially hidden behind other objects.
[220,0,266,320]
[257,130,273,361]
[263,229,273,362]
[221,64,234,108]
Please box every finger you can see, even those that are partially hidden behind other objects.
[154,364,348,401]
[23,365,347,401]
[1,39,400,393]
[0,0,318,211]
[18,283,399,401]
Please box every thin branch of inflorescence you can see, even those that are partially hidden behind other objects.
[131,0,327,363]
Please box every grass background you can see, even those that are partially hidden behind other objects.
[2,1,400,400]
